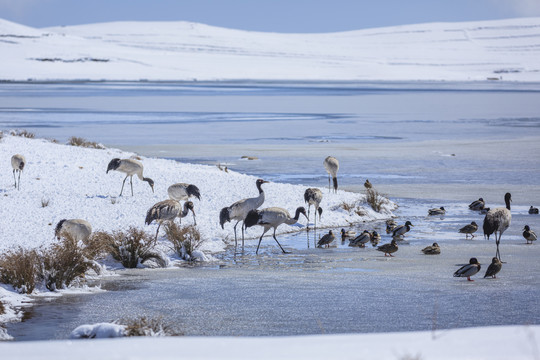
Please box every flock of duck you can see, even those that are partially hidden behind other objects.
[9,152,539,279]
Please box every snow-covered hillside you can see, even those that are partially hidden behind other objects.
[0,17,539,82]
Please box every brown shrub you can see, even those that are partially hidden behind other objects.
[366,188,388,213]
[121,316,182,337]
[10,129,35,138]
[164,223,203,261]
[0,248,43,294]
[68,136,105,149]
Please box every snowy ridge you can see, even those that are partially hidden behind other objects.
[0,17,539,81]
[0,135,391,254]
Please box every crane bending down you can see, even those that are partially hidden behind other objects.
[106,158,154,196]
[483,192,512,261]
[145,200,195,241]
[244,206,308,254]
[55,219,92,242]
[168,183,200,224]
[219,179,268,251]
[11,154,25,190]
[323,156,339,193]
[304,188,323,231]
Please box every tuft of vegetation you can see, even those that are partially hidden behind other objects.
[96,227,166,268]
[0,300,5,315]
[366,188,389,213]
[41,198,50,208]
[10,129,35,138]
[339,201,356,212]
[68,136,105,149]
[164,223,203,261]
[0,248,43,294]
[121,316,183,337]
[0,131,4,141]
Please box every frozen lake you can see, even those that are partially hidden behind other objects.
[1,81,540,340]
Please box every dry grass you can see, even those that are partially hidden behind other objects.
[68,136,105,149]
[42,234,95,291]
[366,188,388,213]
[121,316,182,337]
[96,227,166,268]
[0,248,43,294]
[339,201,356,212]
[41,198,50,208]
[164,223,203,261]
[0,300,5,315]
[10,129,35,138]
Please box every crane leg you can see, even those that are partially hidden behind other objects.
[233,221,240,251]
[306,205,311,231]
[130,176,134,196]
[256,228,270,254]
[120,175,129,196]
[13,169,16,188]
[272,229,289,254]
[241,222,245,252]
[17,171,21,190]
[328,176,331,192]
[155,223,162,242]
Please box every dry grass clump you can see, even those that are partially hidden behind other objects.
[339,201,356,212]
[366,188,389,213]
[0,248,42,294]
[164,223,203,261]
[0,300,5,315]
[41,234,95,291]
[68,136,105,149]
[41,198,50,208]
[94,227,166,268]
[121,316,182,337]
[10,129,35,138]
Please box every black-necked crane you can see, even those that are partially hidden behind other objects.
[304,188,323,231]
[11,154,25,190]
[459,221,478,239]
[323,156,339,193]
[145,200,195,241]
[55,219,92,242]
[244,206,308,254]
[453,257,481,281]
[219,179,268,251]
[484,257,502,279]
[317,230,335,248]
[106,158,154,196]
[483,192,511,261]
[168,183,200,224]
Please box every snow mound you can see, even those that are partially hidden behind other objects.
[70,322,126,339]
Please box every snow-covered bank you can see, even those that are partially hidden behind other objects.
[0,325,538,359]
[0,17,539,82]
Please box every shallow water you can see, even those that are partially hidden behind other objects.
[2,82,540,340]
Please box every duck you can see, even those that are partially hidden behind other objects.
[459,221,478,239]
[523,225,537,244]
[364,179,372,189]
[349,230,371,248]
[428,207,446,216]
[370,231,381,247]
[317,230,335,248]
[484,257,502,279]
[392,221,413,239]
[453,257,481,281]
[469,198,485,211]
[421,242,441,255]
[377,239,398,257]
[385,219,397,234]
[529,206,539,215]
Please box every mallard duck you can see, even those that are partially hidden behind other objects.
[392,221,413,239]
[484,257,502,278]
[370,231,381,247]
[364,179,372,189]
[459,221,478,239]
[428,207,446,216]
[523,225,537,244]
[385,219,397,234]
[377,239,398,257]
[469,198,485,211]
[529,206,539,215]
[453,257,481,281]
[421,242,440,255]
[349,230,371,247]
[317,230,335,248]
[340,228,356,238]
[480,207,491,214]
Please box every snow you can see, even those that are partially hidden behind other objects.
[0,325,538,359]
[69,323,126,339]
[0,17,539,82]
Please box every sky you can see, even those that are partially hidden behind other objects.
[1,0,540,33]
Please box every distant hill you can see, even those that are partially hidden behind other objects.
[1,17,539,82]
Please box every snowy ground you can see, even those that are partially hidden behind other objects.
[0,17,539,82]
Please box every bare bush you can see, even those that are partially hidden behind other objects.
[100,227,166,268]
[0,299,5,315]
[68,136,105,149]
[42,234,95,291]
[339,201,356,212]
[41,198,50,208]
[0,248,43,294]
[164,223,203,261]
[121,316,182,337]
[10,129,35,138]
[366,188,388,212]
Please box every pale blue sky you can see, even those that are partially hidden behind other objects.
[1,0,539,32]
